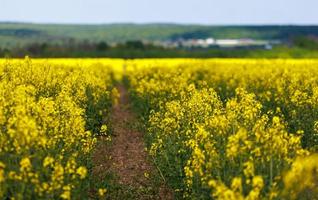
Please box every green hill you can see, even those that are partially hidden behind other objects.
[1,23,318,47]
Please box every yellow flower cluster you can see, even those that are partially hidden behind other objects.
[127,59,318,199]
[2,58,318,199]
[0,58,114,199]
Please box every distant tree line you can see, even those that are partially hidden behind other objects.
[293,36,318,50]
[0,40,167,58]
[1,36,318,58]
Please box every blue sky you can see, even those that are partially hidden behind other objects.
[1,0,318,25]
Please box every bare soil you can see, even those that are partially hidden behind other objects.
[92,85,174,200]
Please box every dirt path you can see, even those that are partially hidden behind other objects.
[109,85,153,186]
[92,85,173,199]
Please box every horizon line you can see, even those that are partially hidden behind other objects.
[1,21,318,27]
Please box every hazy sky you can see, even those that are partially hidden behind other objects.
[1,0,318,25]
